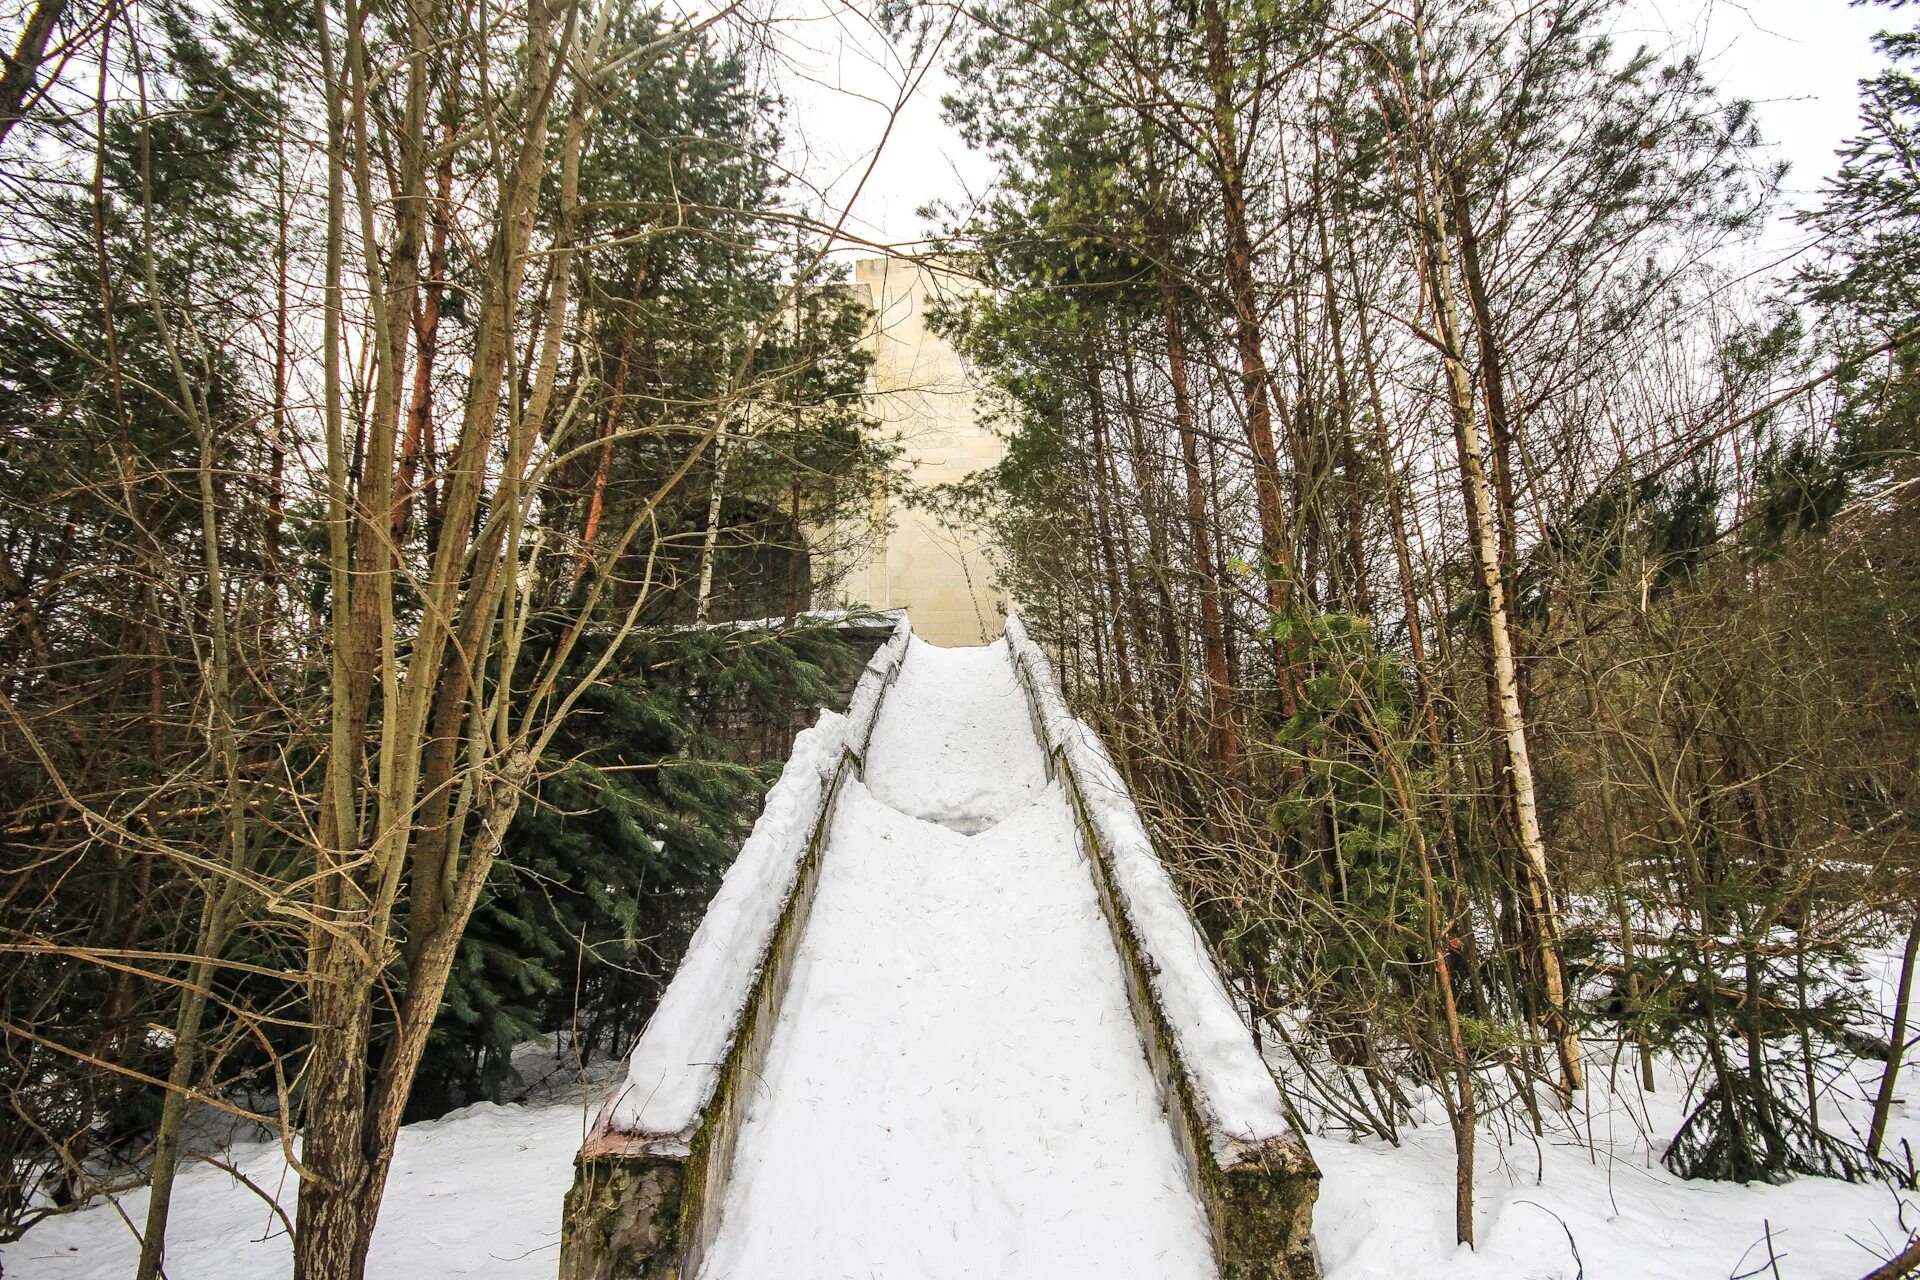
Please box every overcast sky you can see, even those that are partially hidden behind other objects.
[763,0,1898,266]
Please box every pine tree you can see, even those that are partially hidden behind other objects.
[1802,0,1920,499]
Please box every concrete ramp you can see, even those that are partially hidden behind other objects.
[560,617,1318,1280]
[698,641,1212,1278]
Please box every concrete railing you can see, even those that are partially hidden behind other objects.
[559,613,912,1280]
[1004,613,1321,1280]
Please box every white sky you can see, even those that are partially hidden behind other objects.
[763,0,1897,262]
[759,2,991,255]
[1618,0,1895,268]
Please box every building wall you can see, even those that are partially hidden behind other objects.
[823,256,1005,647]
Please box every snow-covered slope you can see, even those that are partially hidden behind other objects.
[699,781,1213,1279]
[12,628,1920,1280]
[860,635,1048,834]
[1003,614,1296,1161]
[697,638,1214,1278]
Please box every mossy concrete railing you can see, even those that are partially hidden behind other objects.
[1004,614,1322,1280]
[558,614,911,1280]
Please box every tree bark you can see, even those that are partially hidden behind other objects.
[1197,0,1299,709]
[1425,181,1584,1096]
[694,424,734,626]
[574,269,648,586]
[1117,339,1186,721]
[1084,350,1137,710]
[1384,0,1582,1094]
[294,0,571,1270]
[1162,283,1241,771]
[396,132,454,541]
[1869,911,1920,1159]
[0,0,67,147]
[1859,1234,1920,1280]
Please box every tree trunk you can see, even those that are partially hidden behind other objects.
[295,0,570,1270]
[694,425,734,626]
[1447,167,1533,717]
[0,0,66,147]
[1163,284,1241,772]
[352,756,536,1274]
[1870,911,1920,1159]
[1426,203,1584,1095]
[396,132,454,541]
[1197,0,1299,709]
[573,267,649,587]
[1312,188,1370,616]
[784,482,803,623]
[1394,0,1582,1094]
[1117,338,1187,720]
[1084,351,1136,709]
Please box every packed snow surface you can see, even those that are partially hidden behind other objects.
[1004,614,1294,1161]
[698,640,1215,1279]
[861,635,1048,834]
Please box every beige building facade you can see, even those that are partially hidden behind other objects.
[821,257,1006,646]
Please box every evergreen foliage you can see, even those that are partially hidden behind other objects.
[412,622,870,1113]
[1800,0,1920,507]
[0,0,893,1251]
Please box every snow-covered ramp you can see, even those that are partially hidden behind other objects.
[698,640,1212,1277]
[561,621,1319,1280]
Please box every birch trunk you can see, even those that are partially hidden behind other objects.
[1423,165,1585,1099]
[694,424,734,627]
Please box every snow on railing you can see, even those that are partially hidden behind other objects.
[598,613,912,1150]
[689,607,906,635]
[1003,613,1296,1165]
[588,606,905,637]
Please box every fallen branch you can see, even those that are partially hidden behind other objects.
[1857,1235,1920,1280]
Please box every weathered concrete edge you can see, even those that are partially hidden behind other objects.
[559,615,912,1280]
[1003,622,1321,1280]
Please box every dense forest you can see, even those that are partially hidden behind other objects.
[1,0,1917,1276]
[926,0,1920,1252]
[0,1,893,1273]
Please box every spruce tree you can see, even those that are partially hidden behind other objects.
[411,621,871,1112]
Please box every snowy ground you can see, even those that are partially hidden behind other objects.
[1309,943,1920,1280]
[2,1087,588,1279]
[15,1037,1915,1280]
[1310,1053,1918,1279]
[7,638,1919,1278]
